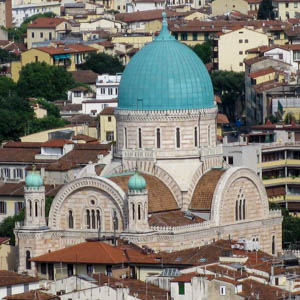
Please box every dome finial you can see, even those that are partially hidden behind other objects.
[155,11,175,41]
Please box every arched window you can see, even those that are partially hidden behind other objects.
[272,236,275,255]
[132,203,135,220]
[235,200,239,221]
[91,210,96,229]
[35,201,38,217]
[28,200,32,217]
[242,199,246,220]
[124,128,128,149]
[176,128,180,148]
[112,209,118,230]
[194,127,198,147]
[138,128,142,148]
[86,210,90,229]
[236,189,246,221]
[26,251,31,270]
[156,128,161,149]
[138,204,141,220]
[239,200,242,221]
[68,210,73,229]
[96,210,101,230]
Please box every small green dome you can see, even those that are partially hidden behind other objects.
[128,173,146,191]
[25,171,43,188]
[118,12,214,111]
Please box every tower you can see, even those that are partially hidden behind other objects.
[127,173,149,232]
[24,168,46,228]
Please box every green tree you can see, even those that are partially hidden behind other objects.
[0,49,19,64]
[258,0,275,20]
[0,210,24,245]
[210,70,245,122]
[45,197,54,218]
[17,62,76,101]
[0,76,16,98]
[284,112,295,124]
[190,41,212,64]
[78,52,124,75]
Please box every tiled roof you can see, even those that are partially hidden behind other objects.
[100,106,115,115]
[98,41,114,48]
[67,114,96,125]
[109,173,178,213]
[217,113,229,124]
[36,44,97,55]
[249,67,277,78]
[70,86,88,92]
[189,169,225,211]
[214,277,241,285]
[74,143,112,150]
[0,148,39,163]
[72,134,97,142]
[253,80,284,93]
[42,139,74,148]
[148,210,205,227]
[0,237,10,244]
[71,70,98,84]
[92,273,168,300]
[27,17,66,28]
[266,185,286,197]
[58,103,82,112]
[171,272,199,282]
[2,141,42,149]
[4,290,58,300]
[0,271,39,287]
[244,56,269,66]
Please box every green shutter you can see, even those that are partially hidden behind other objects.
[178,283,185,295]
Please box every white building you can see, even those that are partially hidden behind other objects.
[127,0,166,13]
[96,73,121,100]
[12,2,60,27]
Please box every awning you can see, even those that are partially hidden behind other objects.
[53,54,71,60]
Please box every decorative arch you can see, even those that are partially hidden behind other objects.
[48,177,127,230]
[210,167,269,226]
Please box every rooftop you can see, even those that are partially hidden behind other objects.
[0,271,39,287]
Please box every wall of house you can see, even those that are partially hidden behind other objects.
[27,28,56,49]
[0,196,24,223]
[100,114,116,142]
[254,72,276,85]
[0,282,39,299]
[174,32,206,47]
[278,2,300,20]
[211,0,248,16]
[0,244,17,271]
[218,28,269,72]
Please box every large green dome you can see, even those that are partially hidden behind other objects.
[118,13,214,110]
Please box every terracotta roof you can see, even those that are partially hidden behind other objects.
[100,106,115,115]
[253,80,284,93]
[246,0,262,3]
[74,143,112,150]
[70,86,88,92]
[70,70,98,84]
[4,290,58,300]
[72,134,97,142]
[0,148,39,163]
[109,173,178,213]
[217,113,229,124]
[27,17,66,28]
[171,272,199,282]
[0,271,39,287]
[36,44,97,56]
[266,185,285,197]
[58,103,82,112]
[42,139,74,148]
[249,67,277,78]
[116,9,187,23]
[148,210,205,227]
[189,169,225,211]
[0,237,10,244]
[92,274,168,300]
[246,44,289,54]
[98,41,114,48]
[67,114,96,125]
[214,277,241,285]
[244,56,269,66]
[2,141,42,149]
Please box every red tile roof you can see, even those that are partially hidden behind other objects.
[72,134,97,142]
[249,67,277,78]
[2,142,42,149]
[0,271,39,287]
[171,272,200,282]
[41,139,74,148]
[70,70,98,84]
[0,148,40,163]
[36,44,97,56]
[100,106,115,115]
[189,169,225,211]
[27,17,66,28]
[4,290,58,300]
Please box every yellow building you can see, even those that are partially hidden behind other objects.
[211,0,249,16]
[11,43,97,82]
[26,17,73,49]
[0,238,16,271]
[99,107,116,143]
[216,27,269,72]
[274,0,300,20]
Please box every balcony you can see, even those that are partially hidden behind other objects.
[259,159,300,169]
[286,194,300,201]
[263,177,300,186]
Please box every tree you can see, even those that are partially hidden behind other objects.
[284,112,296,124]
[210,70,245,122]
[0,76,16,98]
[190,41,212,64]
[0,49,19,64]
[258,0,275,20]
[78,52,124,75]
[17,62,76,101]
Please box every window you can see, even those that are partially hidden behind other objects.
[236,189,246,221]
[91,210,96,229]
[3,168,10,178]
[272,235,275,255]
[194,127,198,147]
[41,263,46,274]
[178,282,185,295]
[26,251,31,270]
[124,128,128,148]
[106,265,112,276]
[228,156,234,165]
[138,128,142,148]
[138,204,141,220]
[181,33,187,41]
[220,286,226,295]
[35,201,38,217]
[176,128,180,148]
[0,202,6,214]
[156,128,161,149]
[239,62,243,66]
[24,283,29,292]
[31,32,34,38]
[245,39,248,43]
[132,203,135,220]
[239,51,243,55]
[239,39,243,43]
[279,53,283,60]
[74,91,81,97]
[15,202,24,214]
[40,32,43,38]
[101,88,105,95]
[68,210,74,229]
[97,210,101,230]
[86,210,91,229]
[295,2,298,8]
[67,264,73,276]
[108,116,112,122]
[286,2,289,8]
[7,286,12,296]
[192,32,197,41]
[49,32,52,40]
[87,264,93,274]
[112,209,118,230]
[35,56,38,62]
[106,131,114,141]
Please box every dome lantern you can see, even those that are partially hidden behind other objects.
[128,173,146,191]
[25,166,43,189]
